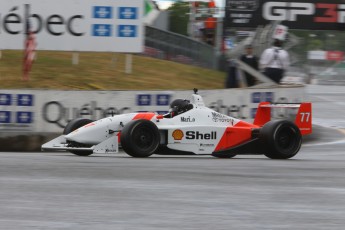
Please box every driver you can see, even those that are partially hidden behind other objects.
[164,99,193,118]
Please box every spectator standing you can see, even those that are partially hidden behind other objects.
[260,39,290,84]
[240,44,259,87]
[225,59,239,88]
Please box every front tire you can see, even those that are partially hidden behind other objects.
[260,120,302,159]
[63,118,94,156]
[120,119,160,157]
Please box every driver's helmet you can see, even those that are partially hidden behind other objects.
[169,99,191,115]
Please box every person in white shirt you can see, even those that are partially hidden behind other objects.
[259,39,290,83]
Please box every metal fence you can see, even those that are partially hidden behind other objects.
[144,26,217,69]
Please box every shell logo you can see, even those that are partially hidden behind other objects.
[172,129,184,140]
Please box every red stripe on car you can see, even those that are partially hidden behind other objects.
[132,113,156,120]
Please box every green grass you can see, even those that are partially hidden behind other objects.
[0,50,225,90]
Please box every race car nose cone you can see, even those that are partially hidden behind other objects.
[65,118,113,144]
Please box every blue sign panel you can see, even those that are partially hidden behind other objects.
[92,24,112,37]
[137,94,152,106]
[93,6,113,19]
[17,94,34,106]
[265,92,274,102]
[252,92,262,103]
[119,7,138,20]
[0,111,11,123]
[16,112,33,124]
[118,25,137,37]
[156,94,170,106]
[251,92,274,103]
[0,94,11,106]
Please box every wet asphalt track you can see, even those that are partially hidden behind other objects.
[1,85,345,230]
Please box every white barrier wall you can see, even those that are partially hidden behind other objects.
[0,87,305,133]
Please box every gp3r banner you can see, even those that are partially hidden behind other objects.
[225,0,345,30]
[0,0,144,52]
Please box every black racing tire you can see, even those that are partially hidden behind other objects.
[120,119,160,157]
[63,118,94,156]
[260,120,302,159]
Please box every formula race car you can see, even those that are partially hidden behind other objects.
[42,89,312,159]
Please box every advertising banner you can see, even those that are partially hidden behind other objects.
[225,0,345,30]
[308,50,344,61]
[0,0,144,52]
[0,88,305,133]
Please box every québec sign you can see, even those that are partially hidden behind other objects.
[225,0,345,30]
[0,0,144,52]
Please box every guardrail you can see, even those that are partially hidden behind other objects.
[144,26,217,69]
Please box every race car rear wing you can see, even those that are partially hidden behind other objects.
[253,102,312,135]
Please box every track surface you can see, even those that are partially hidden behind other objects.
[1,85,345,230]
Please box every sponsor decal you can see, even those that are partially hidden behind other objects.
[263,2,345,23]
[181,116,195,122]
[200,143,215,147]
[211,112,234,125]
[105,149,117,153]
[172,129,184,140]
[186,131,217,140]
[226,0,345,30]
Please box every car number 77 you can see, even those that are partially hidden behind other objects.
[300,112,310,123]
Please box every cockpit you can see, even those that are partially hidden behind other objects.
[163,99,194,118]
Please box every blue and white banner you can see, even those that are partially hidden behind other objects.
[0,0,144,52]
[0,93,35,129]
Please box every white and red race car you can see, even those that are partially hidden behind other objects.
[42,89,312,159]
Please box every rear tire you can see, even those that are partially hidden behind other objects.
[63,118,94,156]
[260,120,302,159]
[121,119,160,157]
